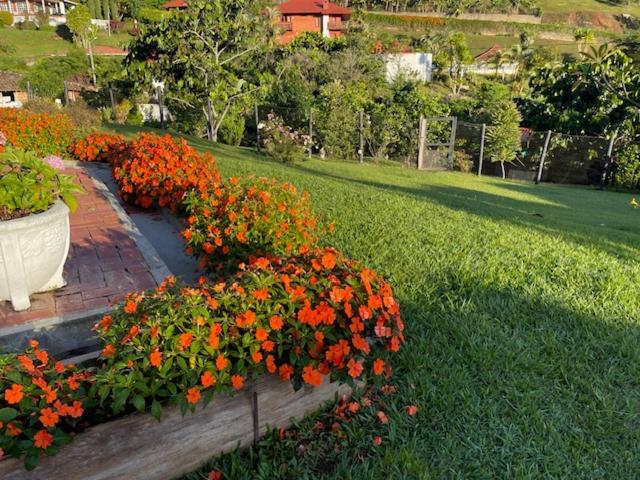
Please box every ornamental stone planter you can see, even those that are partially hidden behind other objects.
[0,375,352,480]
[0,200,70,311]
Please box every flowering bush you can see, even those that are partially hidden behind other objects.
[0,109,76,156]
[182,176,320,273]
[0,341,91,470]
[68,132,125,163]
[112,133,221,210]
[261,113,311,163]
[0,148,83,221]
[91,248,403,417]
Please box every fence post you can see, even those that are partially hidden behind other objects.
[417,116,426,170]
[206,98,214,141]
[157,86,165,130]
[448,116,457,170]
[358,111,364,164]
[62,81,68,105]
[478,123,486,176]
[109,86,116,121]
[600,132,617,189]
[308,108,313,158]
[254,104,260,151]
[536,130,552,184]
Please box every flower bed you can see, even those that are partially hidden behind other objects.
[0,110,76,157]
[112,133,220,210]
[67,132,125,163]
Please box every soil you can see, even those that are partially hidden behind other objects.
[0,205,32,221]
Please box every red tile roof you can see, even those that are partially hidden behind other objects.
[162,0,188,8]
[475,44,502,62]
[277,0,351,16]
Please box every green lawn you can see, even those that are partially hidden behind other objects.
[537,0,640,16]
[110,125,640,478]
[0,27,131,59]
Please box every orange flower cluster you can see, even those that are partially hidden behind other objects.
[0,340,90,470]
[92,247,403,415]
[67,132,125,163]
[112,133,221,210]
[183,176,319,273]
[0,109,76,156]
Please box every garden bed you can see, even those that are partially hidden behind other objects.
[0,375,351,480]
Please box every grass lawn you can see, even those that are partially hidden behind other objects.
[0,28,131,60]
[110,125,640,478]
[537,0,640,16]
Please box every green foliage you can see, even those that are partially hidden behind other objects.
[67,5,92,39]
[0,149,83,218]
[0,11,13,26]
[17,20,37,30]
[218,109,245,146]
[137,7,169,23]
[22,49,88,98]
[485,100,522,176]
[261,113,309,163]
[126,0,276,142]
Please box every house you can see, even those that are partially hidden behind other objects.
[64,74,97,103]
[0,0,76,25]
[385,53,433,83]
[161,0,187,9]
[276,0,351,44]
[466,44,519,77]
[0,72,27,108]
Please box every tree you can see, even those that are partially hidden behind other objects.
[126,0,276,141]
[574,28,595,54]
[66,5,98,84]
[437,31,471,95]
[485,100,522,178]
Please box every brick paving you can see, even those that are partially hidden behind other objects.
[0,167,159,328]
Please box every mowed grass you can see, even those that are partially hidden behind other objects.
[537,0,640,16]
[111,125,640,478]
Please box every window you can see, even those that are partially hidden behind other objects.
[16,1,28,13]
[0,2,9,12]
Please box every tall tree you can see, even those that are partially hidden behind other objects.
[486,100,522,178]
[126,0,276,141]
[66,5,98,84]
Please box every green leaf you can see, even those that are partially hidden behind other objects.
[24,450,40,471]
[0,407,18,423]
[151,399,162,421]
[132,394,146,412]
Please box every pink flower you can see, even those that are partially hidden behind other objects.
[43,155,64,170]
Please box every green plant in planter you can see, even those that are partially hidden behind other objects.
[0,148,84,221]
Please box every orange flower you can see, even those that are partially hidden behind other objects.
[68,401,84,418]
[208,471,223,480]
[215,354,229,371]
[255,328,268,342]
[347,358,363,378]
[373,359,385,376]
[231,374,244,389]
[102,344,116,358]
[406,405,418,416]
[265,354,277,373]
[236,310,256,328]
[28,339,39,348]
[178,332,194,351]
[186,387,201,404]
[372,435,382,446]
[261,340,275,352]
[124,300,138,314]
[269,315,283,330]
[376,411,389,424]
[6,423,21,436]
[39,408,59,427]
[279,363,294,381]
[17,354,35,371]
[34,430,54,449]
[150,349,162,367]
[302,365,324,386]
[4,384,23,404]
[201,371,216,388]
[97,315,112,331]
[251,351,263,363]
[251,288,269,301]
[321,251,336,270]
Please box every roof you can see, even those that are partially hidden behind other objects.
[474,44,502,62]
[277,0,351,16]
[162,0,188,8]
[65,74,97,91]
[0,72,25,92]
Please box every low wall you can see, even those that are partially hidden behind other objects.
[0,375,352,480]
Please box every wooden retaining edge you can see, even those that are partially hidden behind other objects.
[0,375,352,480]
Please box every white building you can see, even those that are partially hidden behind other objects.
[0,0,76,26]
[385,53,433,83]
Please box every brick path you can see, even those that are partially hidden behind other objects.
[0,167,159,328]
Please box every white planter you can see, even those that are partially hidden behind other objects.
[0,200,70,311]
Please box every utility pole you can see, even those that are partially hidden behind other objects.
[358,111,364,164]
[478,123,486,176]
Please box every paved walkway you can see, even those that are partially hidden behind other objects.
[0,167,160,328]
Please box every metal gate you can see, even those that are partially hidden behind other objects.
[417,116,457,171]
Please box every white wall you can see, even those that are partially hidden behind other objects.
[385,53,433,83]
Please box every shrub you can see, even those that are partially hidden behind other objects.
[261,113,311,163]
[0,148,83,220]
[113,133,221,210]
[17,20,37,30]
[0,11,13,26]
[0,109,76,156]
[64,99,102,134]
[68,132,125,163]
[23,97,61,116]
[182,176,319,273]
[0,341,91,470]
[92,249,403,417]
[219,110,245,146]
